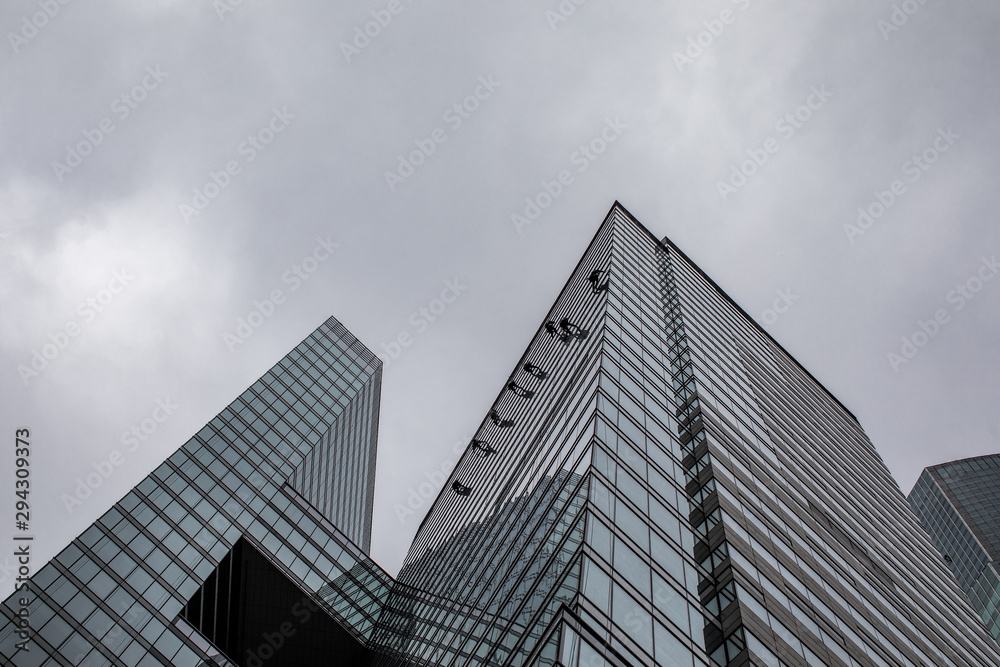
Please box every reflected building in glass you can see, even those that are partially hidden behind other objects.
[908,454,1000,644]
[4,203,1000,667]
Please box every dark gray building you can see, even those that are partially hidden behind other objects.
[908,454,1000,644]
[4,203,1000,667]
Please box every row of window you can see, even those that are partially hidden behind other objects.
[737,359,997,665]
[718,474,946,667]
[0,322,390,667]
[729,366,991,666]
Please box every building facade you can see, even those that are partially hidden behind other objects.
[373,204,1000,667]
[1,317,390,666]
[4,203,1000,667]
[908,454,1000,644]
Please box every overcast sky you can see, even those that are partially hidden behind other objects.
[1,1,998,595]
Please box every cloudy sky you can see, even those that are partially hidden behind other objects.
[1,0,998,595]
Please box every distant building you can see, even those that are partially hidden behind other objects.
[909,454,1000,644]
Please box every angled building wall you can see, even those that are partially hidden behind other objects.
[290,359,381,554]
[374,203,1000,667]
[658,213,1000,667]
[0,317,391,667]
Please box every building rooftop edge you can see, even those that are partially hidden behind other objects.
[926,452,1000,473]
[609,200,861,426]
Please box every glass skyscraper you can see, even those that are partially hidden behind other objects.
[1,317,390,666]
[908,454,1000,644]
[372,203,1000,667]
[4,203,1000,666]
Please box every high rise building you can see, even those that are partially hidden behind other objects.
[908,454,1000,644]
[4,203,999,667]
[1,317,389,666]
[372,203,1000,667]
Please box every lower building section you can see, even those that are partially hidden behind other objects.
[524,605,648,667]
[181,538,372,666]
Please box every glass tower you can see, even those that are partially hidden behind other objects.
[908,454,1000,644]
[1,316,391,666]
[371,203,1000,667]
[5,205,1000,667]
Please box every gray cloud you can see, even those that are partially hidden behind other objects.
[1,0,998,585]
